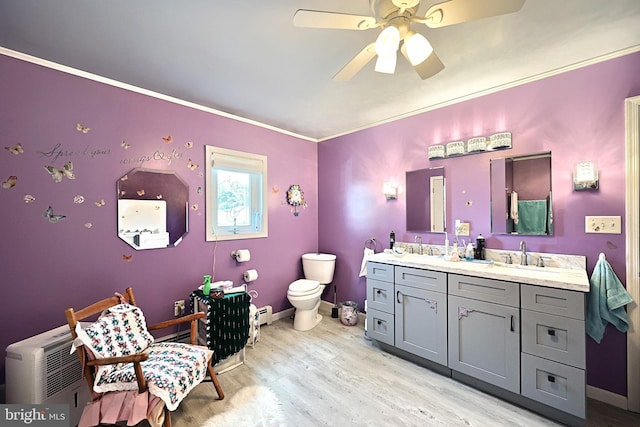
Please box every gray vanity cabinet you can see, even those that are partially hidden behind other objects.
[447,274,520,393]
[395,267,447,365]
[366,262,395,345]
[521,284,586,418]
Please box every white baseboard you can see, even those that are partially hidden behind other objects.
[587,385,628,410]
[272,307,295,322]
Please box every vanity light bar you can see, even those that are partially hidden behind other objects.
[428,132,512,160]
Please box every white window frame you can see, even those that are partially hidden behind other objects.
[205,145,268,241]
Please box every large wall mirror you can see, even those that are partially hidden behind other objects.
[490,152,552,235]
[117,168,189,250]
[406,167,446,233]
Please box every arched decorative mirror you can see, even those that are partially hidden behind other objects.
[406,167,446,233]
[490,152,552,235]
[117,168,189,250]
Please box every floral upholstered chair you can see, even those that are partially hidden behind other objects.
[65,287,224,427]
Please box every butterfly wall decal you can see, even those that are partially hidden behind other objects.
[44,161,75,182]
[43,206,66,223]
[2,176,17,189]
[23,194,35,203]
[121,140,131,149]
[122,254,133,262]
[5,143,24,155]
[185,141,193,148]
[94,199,105,207]
[137,189,145,196]
[187,159,199,171]
[162,135,173,143]
[76,123,90,133]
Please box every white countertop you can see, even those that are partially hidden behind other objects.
[368,252,590,293]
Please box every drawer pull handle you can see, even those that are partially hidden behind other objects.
[510,315,515,332]
[547,329,556,336]
[458,307,473,319]
[547,375,556,383]
[377,320,382,325]
[376,290,381,295]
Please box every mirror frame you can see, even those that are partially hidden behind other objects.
[490,152,552,235]
[406,167,446,233]
[117,168,189,249]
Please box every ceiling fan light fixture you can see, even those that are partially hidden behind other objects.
[374,26,401,56]
[405,32,433,66]
[375,54,397,74]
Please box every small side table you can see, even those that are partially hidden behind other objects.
[190,290,250,372]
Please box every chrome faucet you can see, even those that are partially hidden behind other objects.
[520,241,528,266]
[414,235,423,255]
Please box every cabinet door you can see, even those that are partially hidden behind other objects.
[448,295,520,393]
[395,285,447,365]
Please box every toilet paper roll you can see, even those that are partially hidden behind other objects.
[243,269,259,282]
[234,249,251,262]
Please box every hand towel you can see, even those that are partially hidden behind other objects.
[586,254,634,343]
[359,248,375,277]
[510,191,519,224]
[515,200,547,235]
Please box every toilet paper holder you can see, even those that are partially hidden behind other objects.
[231,249,251,262]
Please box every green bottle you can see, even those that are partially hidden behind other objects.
[203,275,212,296]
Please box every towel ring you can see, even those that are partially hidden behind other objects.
[365,237,377,250]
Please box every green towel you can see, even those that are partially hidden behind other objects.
[515,200,547,235]
[586,255,634,343]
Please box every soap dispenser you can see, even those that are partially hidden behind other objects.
[390,230,395,249]
[475,234,485,260]
[465,243,474,260]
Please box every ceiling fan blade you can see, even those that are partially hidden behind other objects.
[333,43,377,82]
[400,46,445,80]
[293,10,379,30]
[423,0,526,28]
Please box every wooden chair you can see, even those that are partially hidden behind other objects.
[65,287,224,427]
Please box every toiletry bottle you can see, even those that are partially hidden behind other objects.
[390,230,395,249]
[444,233,449,255]
[203,275,212,296]
[475,234,485,260]
[466,243,474,260]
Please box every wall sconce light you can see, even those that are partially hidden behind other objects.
[573,161,599,190]
[382,182,398,200]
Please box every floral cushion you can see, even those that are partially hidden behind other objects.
[92,342,210,411]
[77,304,155,383]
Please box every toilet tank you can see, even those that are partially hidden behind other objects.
[302,253,336,284]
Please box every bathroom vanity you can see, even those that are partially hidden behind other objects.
[366,250,589,426]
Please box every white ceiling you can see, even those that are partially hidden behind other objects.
[1,0,639,141]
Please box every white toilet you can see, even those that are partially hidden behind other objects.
[287,253,336,331]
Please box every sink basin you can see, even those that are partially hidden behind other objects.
[490,262,561,275]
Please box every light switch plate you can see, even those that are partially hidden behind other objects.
[585,216,622,234]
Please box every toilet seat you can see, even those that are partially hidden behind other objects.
[288,279,320,296]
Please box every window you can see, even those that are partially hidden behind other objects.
[205,145,267,241]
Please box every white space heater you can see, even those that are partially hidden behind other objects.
[5,325,91,427]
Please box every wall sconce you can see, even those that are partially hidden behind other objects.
[573,161,599,190]
[382,182,398,200]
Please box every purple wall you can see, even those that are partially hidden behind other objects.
[0,55,318,383]
[318,51,640,397]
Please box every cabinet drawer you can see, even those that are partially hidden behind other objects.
[366,278,394,314]
[448,274,519,306]
[366,309,394,346]
[522,310,585,369]
[521,285,585,320]
[367,262,394,283]
[396,266,446,293]
[521,353,586,418]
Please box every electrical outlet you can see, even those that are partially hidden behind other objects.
[174,300,185,317]
[585,216,622,234]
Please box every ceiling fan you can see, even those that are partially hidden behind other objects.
[293,0,526,81]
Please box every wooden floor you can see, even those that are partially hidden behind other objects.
[173,310,640,427]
